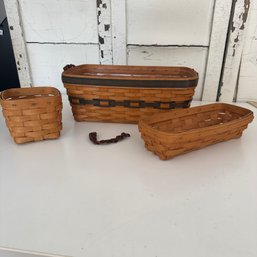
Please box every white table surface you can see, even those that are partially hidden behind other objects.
[0,98,257,257]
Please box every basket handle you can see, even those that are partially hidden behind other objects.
[0,91,4,102]
[63,64,76,71]
[89,132,130,145]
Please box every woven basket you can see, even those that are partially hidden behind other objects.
[138,103,254,160]
[62,64,198,123]
[0,87,62,144]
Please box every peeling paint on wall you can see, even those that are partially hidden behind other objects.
[3,0,32,87]
[219,0,251,101]
[231,0,250,56]
[96,0,113,64]
[236,0,257,101]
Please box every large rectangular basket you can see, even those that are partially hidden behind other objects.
[138,103,254,160]
[0,87,62,144]
[62,64,198,123]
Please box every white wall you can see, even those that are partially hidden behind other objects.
[126,0,215,100]
[9,0,257,102]
[127,0,214,46]
[18,0,99,92]
[216,0,257,102]
[27,43,99,90]
[236,1,257,101]
[5,0,234,100]
[127,46,208,100]
[13,0,216,97]
[19,0,98,44]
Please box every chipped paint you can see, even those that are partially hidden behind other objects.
[3,0,32,87]
[198,0,234,101]
[96,0,102,7]
[111,0,127,64]
[104,24,110,31]
[96,0,113,64]
[219,0,251,101]
[231,0,250,56]
[241,0,250,26]
[235,0,257,101]
[98,35,104,44]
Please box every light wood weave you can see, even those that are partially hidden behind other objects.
[62,64,198,123]
[0,87,62,144]
[138,103,254,160]
[65,85,195,123]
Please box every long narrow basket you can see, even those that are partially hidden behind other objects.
[138,103,254,160]
[62,64,198,123]
[0,87,62,144]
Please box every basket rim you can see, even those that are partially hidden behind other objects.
[62,64,199,80]
[138,103,254,137]
[0,86,61,103]
[62,64,199,88]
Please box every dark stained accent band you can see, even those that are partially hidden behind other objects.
[62,76,198,88]
[68,97,191,109]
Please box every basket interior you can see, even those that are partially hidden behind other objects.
[1,87,58,101]
[150,106,246,133]
[64,65,197,80]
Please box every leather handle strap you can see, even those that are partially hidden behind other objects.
[63,64,76,71]
[89,132,130,145]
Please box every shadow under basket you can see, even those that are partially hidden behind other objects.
[138,103,254,160]
[0,87,63,144]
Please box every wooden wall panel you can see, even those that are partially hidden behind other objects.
[97,0,112,64]
[16,0,100,91]
[128,46,208,100]
[27,44,99,92]
[202,0,233,101]
[219,0,251,102]
[237,1,257,101]
[5,0,235,102]
[19,0,98,43]
[127,0,215,45]
[3,0,32,87]
[111,0,127,64]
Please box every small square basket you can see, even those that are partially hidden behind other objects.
[0,87,63,144]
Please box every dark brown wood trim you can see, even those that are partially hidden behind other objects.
[62,76,198,88]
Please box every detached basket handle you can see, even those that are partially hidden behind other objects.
[63,64,76,71]
[89,132,130,145]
